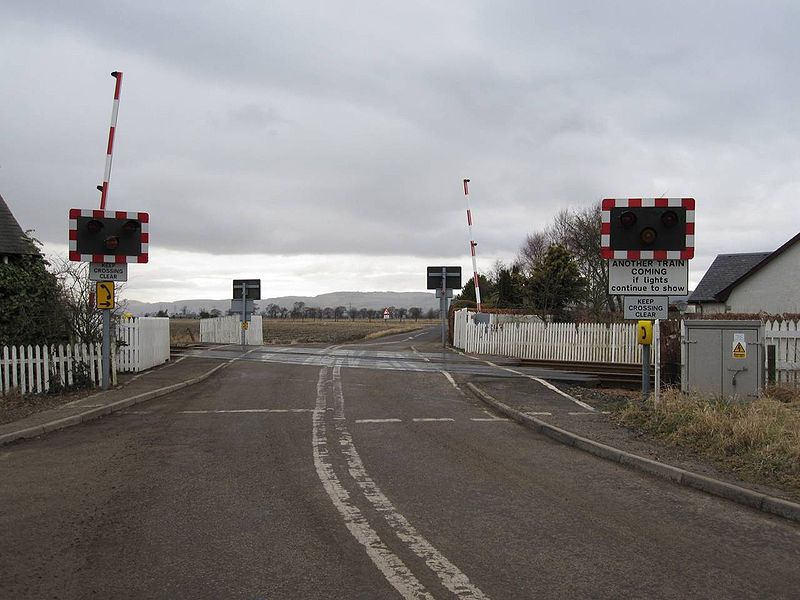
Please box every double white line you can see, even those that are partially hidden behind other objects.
[312,364,489,600]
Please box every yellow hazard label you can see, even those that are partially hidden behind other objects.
[732,341,747,359]
[242,321,249,330]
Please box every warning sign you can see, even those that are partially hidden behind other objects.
[732,334,747,359]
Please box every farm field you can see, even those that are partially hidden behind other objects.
[169,318,435,346]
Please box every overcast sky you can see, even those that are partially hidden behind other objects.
[2,1,798,302]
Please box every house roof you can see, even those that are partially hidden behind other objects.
[715,231,800,301]
[0,194,37,256]
[689,231,800,303]
[688,252,771,303]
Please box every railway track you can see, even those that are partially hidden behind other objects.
[516,358,654,388]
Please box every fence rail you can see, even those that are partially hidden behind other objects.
[453,310,799,386]
[0,343,111,396]
[452,309,650,365]
[765,319,799,385]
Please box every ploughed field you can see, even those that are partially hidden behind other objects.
[169,318,435,346]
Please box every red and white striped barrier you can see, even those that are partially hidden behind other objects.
[600,198,695,260]
[99,71,122,210]
[463,179,482,311]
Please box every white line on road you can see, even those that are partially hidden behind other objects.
[469,418,511,422]
[526,412,553,416]
[455,349,596,412]
[178,408,318,414]
[312,368,434,600]
[412,418,455,422]
[330,367,490,600]
[355,418,403,423]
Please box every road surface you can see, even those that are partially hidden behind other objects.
[2,327,799,599]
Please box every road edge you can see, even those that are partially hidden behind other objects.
[0,362,231,447]
[466,382,800,524]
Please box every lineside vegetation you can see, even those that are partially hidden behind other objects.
[616,387,800,494]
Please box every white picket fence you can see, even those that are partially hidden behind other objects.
[452,309,647,364]
[200,315,263,345]
[117,317,170,372]
[0,343,111,395]
[765,319,799,385]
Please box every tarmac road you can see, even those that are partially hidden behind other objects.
[2,327,799,599]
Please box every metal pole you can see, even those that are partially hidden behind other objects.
[654,319,661,408]
[441,268,447,348]
[642,343,651,403]
[99,71,123,209]
[241,282,247,349]
[102,309,110,390]
[463,179,482,311]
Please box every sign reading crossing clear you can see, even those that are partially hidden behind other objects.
[88,262,128,282]
[624,296,668,320]
[608,259,688,296]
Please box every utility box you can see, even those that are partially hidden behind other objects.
[681,320,764,399]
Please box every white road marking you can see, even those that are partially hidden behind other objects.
[356,418,403,423]
[454,349,595,412]
[330,367,490,600]
[120,410,153,415]
[568,411,611,415]
[178,408,318,414]
[469,418,511,422]
[312,368,434,600]
[441,370,461,391]
[412,418,455,422]
[526,412,553,416]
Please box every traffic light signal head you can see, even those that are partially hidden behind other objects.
[69,209,149,263]
[601,198,694,260]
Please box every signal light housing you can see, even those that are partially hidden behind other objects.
[600,198,695,260]
[69,209,149,263]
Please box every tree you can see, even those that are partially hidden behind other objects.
[518,205,615,318]
[454,274,492,307]
[397,307,407,321]
[348,307,359,321]
[525,244,585,321]
[408,307,422,321]
[334,306,347,321]
[0,243,71,346]
[291,301,306,319]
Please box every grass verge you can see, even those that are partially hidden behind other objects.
[615,386,800,494]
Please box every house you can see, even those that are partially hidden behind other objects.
[0,193,37,263]
[688,232,800,315]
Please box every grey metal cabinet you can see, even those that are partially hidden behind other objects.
[681,320,763,399]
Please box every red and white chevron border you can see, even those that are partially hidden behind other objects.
[68,208,149,263]
[600,198,695,260]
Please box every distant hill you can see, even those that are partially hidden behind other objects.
[124,291,439,316]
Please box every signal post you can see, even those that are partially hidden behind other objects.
[601,198,696,402]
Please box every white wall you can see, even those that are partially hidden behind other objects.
[727,242,800,314]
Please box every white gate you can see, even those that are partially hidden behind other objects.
[1,343,109,395]
[116,317,170,372]
[200,315,263,345]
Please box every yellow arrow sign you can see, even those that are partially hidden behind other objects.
[96,281,115,310]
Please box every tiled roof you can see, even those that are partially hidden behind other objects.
[0,194,37,255]
[688,252,771,303]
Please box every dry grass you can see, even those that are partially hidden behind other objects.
[169,318,434,346]
[616,386,800,492]
[262,319,435,345]
[169,319,200,345]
